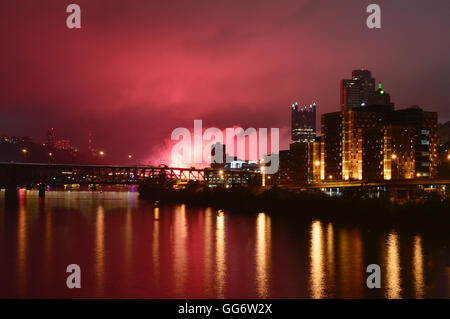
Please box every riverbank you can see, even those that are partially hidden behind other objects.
[138,181,450,229]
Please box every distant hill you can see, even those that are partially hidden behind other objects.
[0,139,106,165]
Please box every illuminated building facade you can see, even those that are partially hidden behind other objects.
[322,85,438,181]
[291,102,316,144]
[341,69,376,111]
[363,126,415,180]
[312,137,322,184]
[391,106,438,178]
[277,139,321,185]
[341,110,377,180]
[322,109,378,181]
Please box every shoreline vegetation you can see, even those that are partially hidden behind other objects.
[138,178,450,230]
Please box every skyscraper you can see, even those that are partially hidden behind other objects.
[46,128,56,148]
[341,69,376,110]
[291,102,316,144]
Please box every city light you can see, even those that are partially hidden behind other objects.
[99,151,105,156]
[21,148,28,162]
[260,158,266,187]
[391,154,397,160]
[128,154,133,159]
[49,152,53,157]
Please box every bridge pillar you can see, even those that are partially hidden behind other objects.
[4,164,18,208]
[38,183,46,199]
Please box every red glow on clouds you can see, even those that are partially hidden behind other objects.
[146,125,290,168]
[0,0,449,164]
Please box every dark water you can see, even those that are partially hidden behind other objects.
[0,190,449,299]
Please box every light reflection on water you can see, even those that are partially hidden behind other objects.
[174,204,188,296]
[152,207,160,284]
[0,190,449,298]
[310,220,325,299]
[203,208,213,296]
[413,235,424,299]
[255,212,271,298]
[17,190,27,295]
[384,231,402,299]
[95,205,105,297]
[215,210,226,298]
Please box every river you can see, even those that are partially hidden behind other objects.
[0,190,449,298]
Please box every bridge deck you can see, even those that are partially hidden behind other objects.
[0,162,260,187]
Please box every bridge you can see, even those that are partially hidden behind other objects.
[0,162,261,203]
[0,162,261,186]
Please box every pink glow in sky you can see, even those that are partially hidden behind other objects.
[1,0,449,164]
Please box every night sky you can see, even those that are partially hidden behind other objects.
[1,0,449,164]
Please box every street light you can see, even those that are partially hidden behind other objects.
[21,148,28,162]
[99,151,105,164]
[128,154,133,159]
[391,154,399,180]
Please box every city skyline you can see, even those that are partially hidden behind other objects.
[1,69,446,161]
